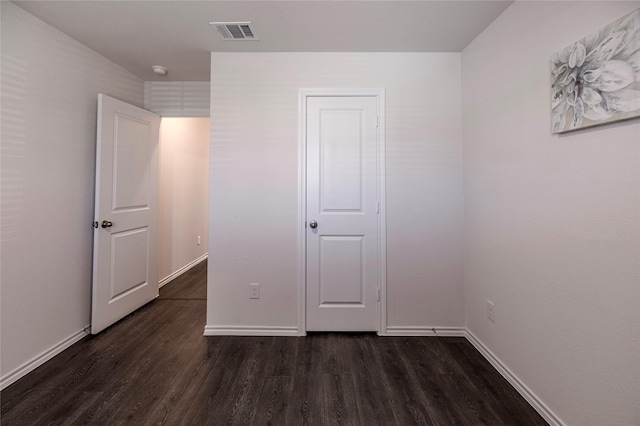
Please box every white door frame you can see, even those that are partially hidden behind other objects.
[297,88,387,335]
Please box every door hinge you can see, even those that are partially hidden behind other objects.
[376,201,380,213]
[376,116,379,128]
[377,288,381,301]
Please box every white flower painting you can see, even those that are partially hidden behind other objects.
[551,8,640,133]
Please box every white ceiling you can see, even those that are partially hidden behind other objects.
[14,0,513,81]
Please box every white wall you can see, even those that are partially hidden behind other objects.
[207,52,464,333]
[0,2,144,385]
[158,118,209,283]
[145,81,210,118]
[462,2,640,425]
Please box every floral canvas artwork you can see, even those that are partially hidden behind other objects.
[551,8,640,133]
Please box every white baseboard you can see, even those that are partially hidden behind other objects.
[464,330,564,426]
[203,325,467,337]
[383,326,466,336]
[203,325,300,336]
[158,253,208,288]
[0,326,89,391]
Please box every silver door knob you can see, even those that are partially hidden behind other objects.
[309,220,318,229]
[101,220,113,228]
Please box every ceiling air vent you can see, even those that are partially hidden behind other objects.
[210,22,258,41]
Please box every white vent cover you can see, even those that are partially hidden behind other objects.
[209,22,258,41]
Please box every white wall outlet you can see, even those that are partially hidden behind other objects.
[197,235,201,245]
[487,300,495,322]
[250,283,260,299]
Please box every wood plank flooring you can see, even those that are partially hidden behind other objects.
[1,260,547,425]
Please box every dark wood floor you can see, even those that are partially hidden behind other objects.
[1,260,547,425]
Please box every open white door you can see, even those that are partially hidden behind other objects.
[306,95,380,331]
[91,94,161,334]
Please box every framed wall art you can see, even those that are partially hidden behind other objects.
[551,8,640,133]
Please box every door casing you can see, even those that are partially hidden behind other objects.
[298,88,387,335]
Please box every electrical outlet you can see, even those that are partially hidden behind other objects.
[487,300,495,322]
[250,283,260,299]
[197,235,201,245]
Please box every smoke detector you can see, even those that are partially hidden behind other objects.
[209,22,258,41]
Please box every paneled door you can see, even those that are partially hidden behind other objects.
[306,95,380,331]
[91,94,161,334]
